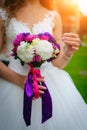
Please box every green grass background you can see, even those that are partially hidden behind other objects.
[64,43,87,103]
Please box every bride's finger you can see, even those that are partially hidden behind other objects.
[38,85,47,90]
[63,33,79,38]
[39,90,45,94]
[72,46,79,50]
[62,40,80,47]
[37,77,44,82]
[62,37,80,43]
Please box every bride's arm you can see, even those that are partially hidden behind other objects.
[0,18,26,88]
[52,12,80,69]
[0,18,4,52]
[0,61,26,88]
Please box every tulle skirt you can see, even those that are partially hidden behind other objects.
[0,62,87,130]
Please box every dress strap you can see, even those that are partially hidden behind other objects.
[0,8,8,21]
[46,11,58,20]
[45,10,58,28]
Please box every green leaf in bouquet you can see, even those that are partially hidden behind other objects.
[20,60,25,66]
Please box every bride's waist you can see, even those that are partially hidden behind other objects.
[8,57,54,75]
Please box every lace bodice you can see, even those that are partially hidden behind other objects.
[0,9,57,75]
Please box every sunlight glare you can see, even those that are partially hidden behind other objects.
[78,0,87,15]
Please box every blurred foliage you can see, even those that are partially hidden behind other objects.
[81,35,87,44]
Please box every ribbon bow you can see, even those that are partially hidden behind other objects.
[23,65,52,126]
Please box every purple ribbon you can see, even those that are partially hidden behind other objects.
[23,69,52,126]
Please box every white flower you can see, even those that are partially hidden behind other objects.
[32,38,40,45]
[34,40,53,60]
[17,41,34,62]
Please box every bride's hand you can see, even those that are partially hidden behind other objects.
[32,77,47,99]
[37,77,47,94]
[61,33,81,56]
[22,76,46,99]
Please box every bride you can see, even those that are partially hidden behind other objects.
[0,0,87,130]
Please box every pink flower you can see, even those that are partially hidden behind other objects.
[24,35,38,42]
[32,55,41,62]
[40,35,49,41]
[13,33,24,47]
[11,46,17,54]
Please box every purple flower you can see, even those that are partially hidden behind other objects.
[44,32,56,43]
[23,32,30,36]
[38,32,56,43]
[53,42,60,50]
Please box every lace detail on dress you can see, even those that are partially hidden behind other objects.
[32,10,57,34]
[44,10,57,28]
[6,10,58,48]
[0,8,8,21]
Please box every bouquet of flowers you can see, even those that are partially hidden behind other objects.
[12,32,60,126]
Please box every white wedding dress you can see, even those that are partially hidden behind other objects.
[0,9,87,130]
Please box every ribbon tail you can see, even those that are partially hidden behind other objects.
[23,73,33,126]
[41,82,52,123]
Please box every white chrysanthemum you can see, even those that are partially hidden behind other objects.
[34,40,53,60]
[17,41,34,62]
